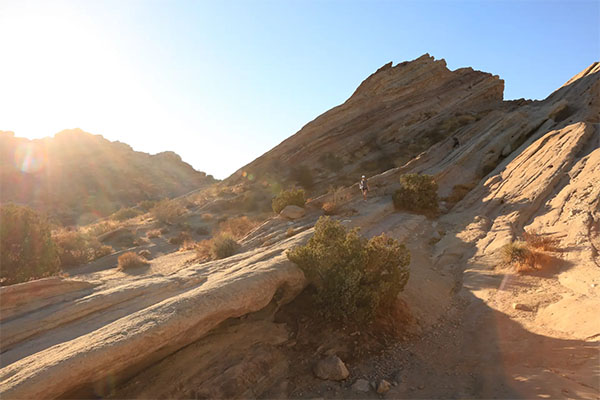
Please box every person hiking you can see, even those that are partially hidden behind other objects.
[359,175,369,201]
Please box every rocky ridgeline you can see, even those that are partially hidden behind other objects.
[1,58,598,399]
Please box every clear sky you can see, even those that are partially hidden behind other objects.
[1,0,598,179]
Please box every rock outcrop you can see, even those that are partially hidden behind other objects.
[0,129,215,224]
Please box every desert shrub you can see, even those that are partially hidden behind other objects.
[272,188,305,214]
[218,216,259,240]
[151,199,184,224]
[137,200,157,212]
[117,251,150,271]
[211,233,239,259]
[138,249,152,260]
[195,239,213,261]
[501,241,540,273]
[289,165,314,189]
[146,229,161,238]
[168,231,192,245]
[85,220,120,237]
[392,174,438,214]
[53,230,113,268]
[0,204,61,285]
[111,207,142,221]
[523,230,559,251]
[287,216,410,323]
[322,201,338,215]
[180,239,198,251]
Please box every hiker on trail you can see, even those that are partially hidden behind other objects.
[359,175,369,201]
[453,137,460,148]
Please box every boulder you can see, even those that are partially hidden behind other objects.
[313,355,349,381]
[279,205,306,220]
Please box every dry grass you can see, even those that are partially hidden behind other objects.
[523,230,559,251]
[501,241,544,273]
[180,239,198,251]
[117,251,150,271]
[195,239,213,261]
[218,216,259,240]
[53,229,113,268]
[151,199,185,224]
[168,231,192,245]
[84,220,122,237]
[146,229,161,238]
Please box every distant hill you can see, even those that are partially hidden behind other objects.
[0,129,215,224]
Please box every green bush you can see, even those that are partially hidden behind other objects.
[0,204,61,285]
[272,188,305,214]
[211,233,239,259]
[392,174,438,214]
[111,207,142,221]
[287,217,410,323]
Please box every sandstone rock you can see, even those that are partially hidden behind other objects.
[501,143,512,157]
[513,303,532,312]
[352,378,371,392]
[279,205,306,220]
[313,355,349,381]
[377,379,391,394]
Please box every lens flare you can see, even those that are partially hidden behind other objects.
[14,143,45,173]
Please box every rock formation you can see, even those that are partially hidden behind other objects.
[0,129,214,224]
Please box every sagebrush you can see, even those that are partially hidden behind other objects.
[272,188,305,214]
[53,230,113,268]
[287,216,410,323]
[117,251,150,271]
[392,174,438,214]
[211,233,239,259]
[151,199,184,224]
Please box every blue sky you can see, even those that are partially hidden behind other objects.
[1,0,598,178]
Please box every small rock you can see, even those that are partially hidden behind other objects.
[418,384,425,390]
[501,143,512,157]
[512,303,532,312]
[377,379,391,394]
[313,355,349,381]
[280,205,306,220]
[351,379,370,392]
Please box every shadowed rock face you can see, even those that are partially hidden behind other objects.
[0,129,214,224]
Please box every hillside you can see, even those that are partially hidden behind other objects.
[1,57,598,400]
[0,129,214,224]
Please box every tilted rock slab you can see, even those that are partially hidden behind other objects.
[0,232,310,399]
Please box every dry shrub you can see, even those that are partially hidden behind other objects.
[393,174,438,214]
[85,220,121,237]
[138,249,152,260]
[111,207,142,221]
[169,231,192,245]
[1,204,61,285]
[118,251,149,271]
[218,216,259,240]
[211,233,239,259]
[146,229,161,239]
[523,230,559,251]
[180,239,198,251]
[322,201,338,216]
[195,239,213,261]
[53,230,113,268]
[501,241,542,273]
[151,199,184,224]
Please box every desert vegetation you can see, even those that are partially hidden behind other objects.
[501,230,560,273]
[392,174,438,214]
[0,204,61,285]
[52,230,113,268]
[288,216,410,323]
[272,187,306,214]
[117,251,150,271]
[111,207,143,221]
[151,199,185,224]
[194,233,240,261]
[217,216,259,240]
